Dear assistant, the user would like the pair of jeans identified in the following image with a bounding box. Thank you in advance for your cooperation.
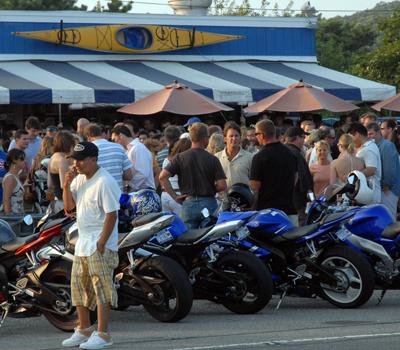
[181,197,217,229]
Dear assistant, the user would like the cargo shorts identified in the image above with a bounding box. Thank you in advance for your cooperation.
[71,249,119,311]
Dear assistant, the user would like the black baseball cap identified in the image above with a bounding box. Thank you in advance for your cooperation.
[284,127,309,138]
[68,142,98,160]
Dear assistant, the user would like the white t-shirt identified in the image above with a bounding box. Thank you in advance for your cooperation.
[127,138,155,191]
[71,167,121,256]
[356,140,382,204]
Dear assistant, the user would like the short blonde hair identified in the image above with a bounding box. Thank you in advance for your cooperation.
[315,139,330,152]
[207,133,225,154]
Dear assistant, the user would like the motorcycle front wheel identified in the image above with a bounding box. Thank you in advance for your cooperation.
[318,245,374,308]
[138,256,193,322]
[215,251,273,314]
[41,260,97,332]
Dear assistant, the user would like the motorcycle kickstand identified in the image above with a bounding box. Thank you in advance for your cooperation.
[377,289,387,305]
[0,303,10,329]
[276,289,287,310]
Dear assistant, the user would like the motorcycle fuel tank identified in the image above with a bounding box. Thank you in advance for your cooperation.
[345,204,393,240]
[246,209,295,238]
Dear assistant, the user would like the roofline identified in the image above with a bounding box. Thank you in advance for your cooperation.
[0,54,318,63]
[0,10,317,28]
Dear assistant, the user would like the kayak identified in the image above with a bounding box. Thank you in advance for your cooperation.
[13,24,244,54]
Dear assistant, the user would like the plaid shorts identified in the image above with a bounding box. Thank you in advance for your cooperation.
[71,249,119,311]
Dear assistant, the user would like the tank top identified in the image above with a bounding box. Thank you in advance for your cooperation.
[2,173,24,214]
[49,172,63,200]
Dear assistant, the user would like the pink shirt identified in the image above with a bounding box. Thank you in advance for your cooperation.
[310,163,331,196]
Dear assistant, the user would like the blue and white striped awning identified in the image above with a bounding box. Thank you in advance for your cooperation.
[0,61,395,104]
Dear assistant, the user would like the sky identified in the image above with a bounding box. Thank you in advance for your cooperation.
[75,0,394,18]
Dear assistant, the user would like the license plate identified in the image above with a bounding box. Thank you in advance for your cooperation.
[336,228,351,241]
[236,227,250,240]
[155,229,173,244]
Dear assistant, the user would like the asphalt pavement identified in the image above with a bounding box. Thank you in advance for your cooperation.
[2,291,400,350]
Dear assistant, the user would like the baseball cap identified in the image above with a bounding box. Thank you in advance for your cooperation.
[68,142,98,160]
[284,127,309,138]
[183,117,201,128]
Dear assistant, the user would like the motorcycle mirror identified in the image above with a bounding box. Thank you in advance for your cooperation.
[23,215,33,226]
[201,208,210,218]
[307,192,316,202]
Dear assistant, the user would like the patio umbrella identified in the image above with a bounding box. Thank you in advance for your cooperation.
[244,80,359,114]
[117,81,233,116]
[371,92,400,112]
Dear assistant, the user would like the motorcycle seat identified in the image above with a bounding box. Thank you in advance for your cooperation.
[132,213,164,227]
[382,222,400,239]
[175,227,213,244]
[272,223,320,243]
[2,234,37,252]
[41,217,70,230]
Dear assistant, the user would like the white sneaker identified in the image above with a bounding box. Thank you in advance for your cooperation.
[80,331,113,349]
[62,328,91,347]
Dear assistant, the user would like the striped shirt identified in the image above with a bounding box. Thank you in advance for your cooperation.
[92,139,132,190]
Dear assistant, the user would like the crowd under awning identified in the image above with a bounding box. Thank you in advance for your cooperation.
[0,60,395,105]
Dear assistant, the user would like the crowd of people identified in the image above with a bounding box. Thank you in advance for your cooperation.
[1,112,400,224]
[2,112,400,349]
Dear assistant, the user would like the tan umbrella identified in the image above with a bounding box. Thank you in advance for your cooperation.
[244,80,359,114]
[372,92,400,112]
[117,81,233,116]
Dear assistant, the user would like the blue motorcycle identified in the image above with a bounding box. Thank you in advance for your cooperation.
[211,182,375,309]
[306,180,400,302]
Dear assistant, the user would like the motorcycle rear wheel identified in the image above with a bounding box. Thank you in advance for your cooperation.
[318,245,374,308]
[139,256,193,322]
[41,260,97,332]
[216,251,273,314]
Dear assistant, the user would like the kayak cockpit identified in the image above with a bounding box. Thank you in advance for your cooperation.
[116,27,153,50]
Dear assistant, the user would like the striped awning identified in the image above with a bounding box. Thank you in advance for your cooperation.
[0,61,395,104]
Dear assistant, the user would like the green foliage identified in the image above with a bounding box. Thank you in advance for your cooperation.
[0,0,87,10]
[316,17,376,72]
[349,8,400,88]
[210,0,295,17]
[103,0,133,12]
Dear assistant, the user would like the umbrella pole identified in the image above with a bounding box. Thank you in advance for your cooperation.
[219,111,227,122]
[58,104,62,125]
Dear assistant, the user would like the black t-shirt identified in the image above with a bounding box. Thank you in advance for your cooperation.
[250,142,297,214]
[166,148,226,197]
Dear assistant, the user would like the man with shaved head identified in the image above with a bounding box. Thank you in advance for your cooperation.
[77,118,90,141]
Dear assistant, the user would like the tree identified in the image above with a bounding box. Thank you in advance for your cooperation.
[350,8,400,88]
[316,17,376,73]
[103,0,133,12]
[0,0,87,10]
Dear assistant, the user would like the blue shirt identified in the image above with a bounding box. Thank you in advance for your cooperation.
[376,138,400,196]
[0,150,6,204]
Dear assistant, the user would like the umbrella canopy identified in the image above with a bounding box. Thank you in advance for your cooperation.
[244,80,359,114]
[372,92,400,112]
[117,81,233,116]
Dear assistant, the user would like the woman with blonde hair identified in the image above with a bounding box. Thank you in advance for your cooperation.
[330,133,364,185]
[32,136,53,172]
[309,140,331,196]
[207,133,225,155]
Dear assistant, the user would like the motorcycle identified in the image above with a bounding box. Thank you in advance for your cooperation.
[64,212,193,323]
[209,184,375,309]
[133,212,274,315]
[305,174,400,302]
[118,191,273,315]
[0,214,88,331]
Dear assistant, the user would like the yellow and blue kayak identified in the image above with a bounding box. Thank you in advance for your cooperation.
[13,24,244,54]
